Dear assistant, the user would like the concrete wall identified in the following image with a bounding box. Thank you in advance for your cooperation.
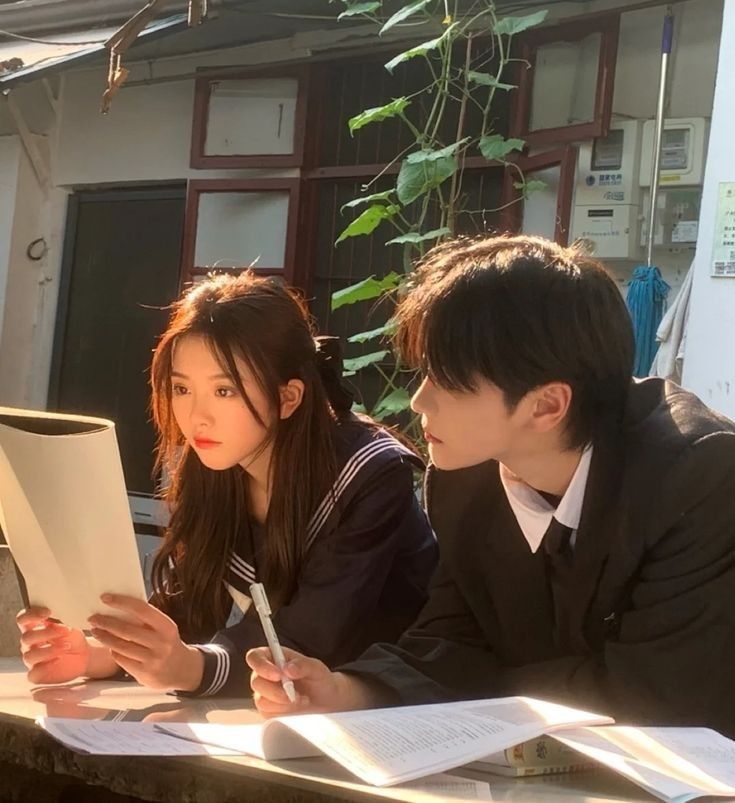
[0,0,725,410]
[681,0,735,417]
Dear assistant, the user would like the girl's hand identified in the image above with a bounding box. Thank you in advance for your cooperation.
[88,594,204,692]
[17,607,90,685]
[246,646,377,717]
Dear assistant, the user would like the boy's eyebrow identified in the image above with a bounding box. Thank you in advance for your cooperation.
[170,371,233,380]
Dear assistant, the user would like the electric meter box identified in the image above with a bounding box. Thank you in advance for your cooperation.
[639,186,702,247]
[574,120,643,207]
[639,117,709,187]
[570,120,644,259]
[571,205,642,259]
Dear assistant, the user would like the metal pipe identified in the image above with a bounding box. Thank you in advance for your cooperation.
[646,8,675,267]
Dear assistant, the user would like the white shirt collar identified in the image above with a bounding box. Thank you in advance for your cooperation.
[498,447,593,554]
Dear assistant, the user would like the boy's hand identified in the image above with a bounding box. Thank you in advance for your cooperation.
[17,606,90,684]
[88,594,203,692]
[246,646,377,717]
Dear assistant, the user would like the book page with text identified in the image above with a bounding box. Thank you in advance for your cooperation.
[555,726,735,802]
[278,697,612,786]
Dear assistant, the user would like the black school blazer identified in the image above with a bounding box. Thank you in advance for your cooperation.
[343,378,735,736]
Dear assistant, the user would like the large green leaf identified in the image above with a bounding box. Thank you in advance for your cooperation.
[347,321,397,343]
[373,387,412,418]
[343,350,389,372]
[479,134,525,161]
[338,1,381,19]
[467,71,516,91]
[407,139,468,163]
[348,97,410,134]
[386,227,451,245]
[514,179,548,198]
[341,190,396,212]
[331,272,401,310]
[494,10,548,36]
[379,0,430,35]
[395,141,467,205]
[397,159,456,205]
[335,203,399,245]
[384,23,457,73]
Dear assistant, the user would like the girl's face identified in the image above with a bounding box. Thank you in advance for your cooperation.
[170,334,274,472]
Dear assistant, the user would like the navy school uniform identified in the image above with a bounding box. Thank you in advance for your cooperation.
[175,416,438,697]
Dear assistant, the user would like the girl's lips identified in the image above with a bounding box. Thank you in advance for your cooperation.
[424,430,443,444]
[194,438,221,449]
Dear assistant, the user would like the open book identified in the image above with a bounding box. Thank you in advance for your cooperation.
[0,406,146,629]
[145,697,612,785]
[38,697,735,800]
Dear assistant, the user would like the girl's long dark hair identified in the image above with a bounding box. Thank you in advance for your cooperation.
[149,272,351,639]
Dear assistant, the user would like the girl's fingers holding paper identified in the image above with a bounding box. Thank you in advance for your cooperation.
[21,641,68,668]
[20,624,68,650]
[99,595,172,631]
[87,615,157,649]
[16,607,52,632]
[90,628,150,662]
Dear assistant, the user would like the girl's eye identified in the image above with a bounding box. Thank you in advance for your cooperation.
[172,384,189,396]
[215,387,236,398]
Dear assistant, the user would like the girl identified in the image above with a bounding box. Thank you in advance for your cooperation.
[17,272,437,696]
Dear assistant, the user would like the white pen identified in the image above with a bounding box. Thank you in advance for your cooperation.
[249,582,297,704]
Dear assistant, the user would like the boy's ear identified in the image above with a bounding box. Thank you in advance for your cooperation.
[279,379,305,420]
[527,382,573,434]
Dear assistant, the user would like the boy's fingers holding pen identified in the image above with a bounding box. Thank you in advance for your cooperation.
[246,647,283,681]
[253,691,311,718]
[250,672,293,704]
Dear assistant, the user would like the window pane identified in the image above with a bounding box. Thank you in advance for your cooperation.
[194,191,289,269]
[204,78,298,156]
[522,166,562,241]
[530,33,601,132]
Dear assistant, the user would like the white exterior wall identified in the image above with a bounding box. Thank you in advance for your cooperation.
[0,0,726,408]
[681,0,735,418]
[0,137,21,351]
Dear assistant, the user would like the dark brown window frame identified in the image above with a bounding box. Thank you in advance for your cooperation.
[180,178,301,287]
[509,13,620,148]
[190,66,310,169]
[500,145,578,246]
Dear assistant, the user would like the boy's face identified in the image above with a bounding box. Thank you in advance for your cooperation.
[412,376,528,470]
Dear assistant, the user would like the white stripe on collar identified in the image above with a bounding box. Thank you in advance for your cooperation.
[305,438,399,549]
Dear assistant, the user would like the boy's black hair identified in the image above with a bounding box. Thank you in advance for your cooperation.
[395,235,635,449]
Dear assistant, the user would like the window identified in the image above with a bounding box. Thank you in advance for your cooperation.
[190,68,309,168]
[501,146,578,245]
[180,179,301,284]
[509,14,620,148]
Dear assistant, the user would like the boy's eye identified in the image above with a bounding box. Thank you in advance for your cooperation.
[172,384,189,396]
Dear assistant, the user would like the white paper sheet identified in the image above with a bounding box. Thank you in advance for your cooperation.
[555,726,735,803]
[37,717,241,756]
[0,407,146,629]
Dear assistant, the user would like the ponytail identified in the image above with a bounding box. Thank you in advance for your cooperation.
[314,336,354,417]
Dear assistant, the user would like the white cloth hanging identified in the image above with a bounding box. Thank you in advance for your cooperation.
[650,263,694,383]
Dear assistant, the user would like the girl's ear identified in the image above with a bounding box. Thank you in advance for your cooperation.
[279,379,305,420]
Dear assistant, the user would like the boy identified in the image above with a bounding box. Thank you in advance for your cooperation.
[248,235,735,735]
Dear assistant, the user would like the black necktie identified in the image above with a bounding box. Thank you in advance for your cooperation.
[543,517,575,651]
[543,517,573,558]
